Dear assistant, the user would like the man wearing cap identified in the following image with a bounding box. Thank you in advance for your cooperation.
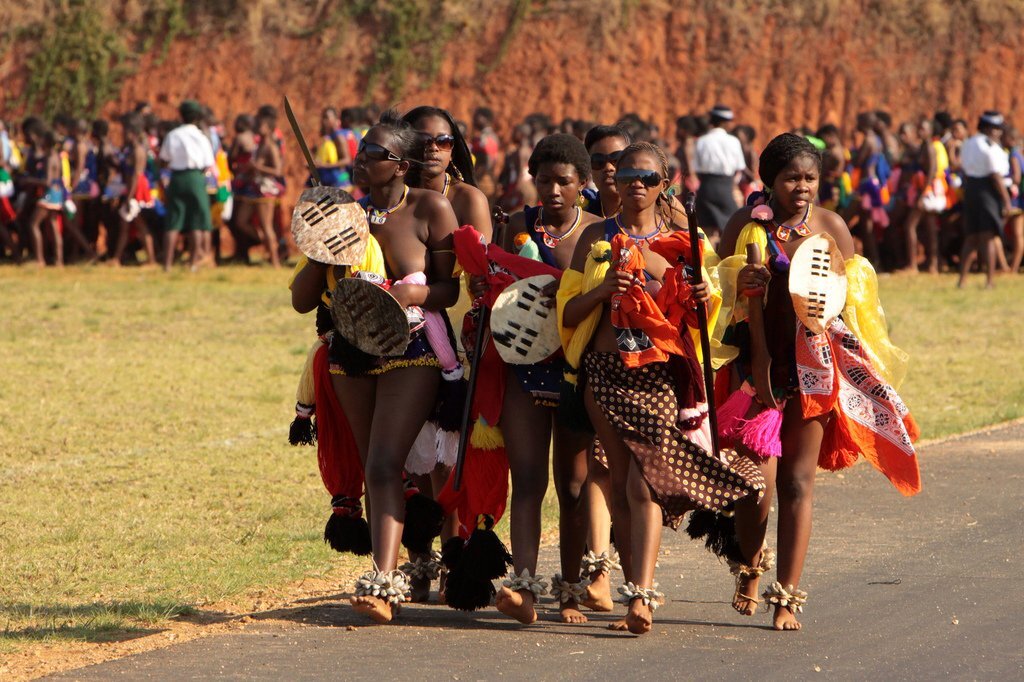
[958,111,1011,289]
[693,104,746,244]
[160,99,216,271]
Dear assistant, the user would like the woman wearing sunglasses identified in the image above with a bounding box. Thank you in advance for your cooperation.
[399,106,492,602]
[712,133,919,631]
[291,111,460,624]
[560,142,763,634]
[582,125,633,219]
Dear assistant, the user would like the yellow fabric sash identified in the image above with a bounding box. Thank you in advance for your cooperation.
[557,240,612,381]
[288,235,387,304]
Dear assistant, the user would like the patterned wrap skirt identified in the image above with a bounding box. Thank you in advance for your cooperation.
[583,351,764,529]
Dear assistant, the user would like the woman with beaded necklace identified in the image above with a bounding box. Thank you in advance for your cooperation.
[561,142,764,634]
[473,134,602,625]
[291,110,460,624]
[715,133,919,631]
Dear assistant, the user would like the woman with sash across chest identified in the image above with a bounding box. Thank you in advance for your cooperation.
[291,111,459,624]
[709,133,921,631]
[560,142,765,634]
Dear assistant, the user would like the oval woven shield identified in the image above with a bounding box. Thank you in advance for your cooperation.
[490,274,561,365]
[789,232,847,335]
[291,186,369,266]
[331,277,410,357]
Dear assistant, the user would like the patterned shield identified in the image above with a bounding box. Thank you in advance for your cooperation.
[291,186,368,266]
[490,274,561,365]
[331,277,410,357]
[789,233,847,335]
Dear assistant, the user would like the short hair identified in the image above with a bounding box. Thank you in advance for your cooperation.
[875,110,892,127]
[584,124,633,152]
[618,141,669,179]
[734,124,757,142]
[816,123,840,139]
[527,133,591,182]
[375,108,424,163]
[759,133,823,189]
[234,114,255,133]
[676,115,698,135]
[22,116,46,138]
[120,112,144,136]
[256,104,278,120]
[91,119,110,138]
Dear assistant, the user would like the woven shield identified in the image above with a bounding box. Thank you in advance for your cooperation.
[291,187,368,266]
[490,274,560,365]
[789,233,847,335]
[330,277,410,357]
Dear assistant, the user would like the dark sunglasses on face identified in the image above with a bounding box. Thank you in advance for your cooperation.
[614,168,663,187]
[590,150,625,169]
[358,141,402,162]
[421,133,456,151]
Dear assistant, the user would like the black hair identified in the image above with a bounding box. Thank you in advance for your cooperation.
[22,116,46,139]
[256,104,278,120]
[584,124,633,152]
[676,115,698,135]
[120,112,144,136]
[527,133,591,183]
[618,141,679,228]
[816,123,840,139]
[255,112,276,130]
[134,101,150,113]
[758,132,822,189]
[52,113,74,131]
[402,105,477,187]
[234,114,255,133]
[875,110,892,127]
[180,106,203,125]
[91,119,109,138]
[375,108,424,164]
[734,124,756,142]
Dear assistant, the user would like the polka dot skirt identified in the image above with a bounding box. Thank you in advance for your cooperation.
[583,351,765,529]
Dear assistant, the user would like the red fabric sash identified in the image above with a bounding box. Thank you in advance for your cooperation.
[436,439,510,539]
[610,233,687,368]
[797,318,921,496]
[313,341,365,502]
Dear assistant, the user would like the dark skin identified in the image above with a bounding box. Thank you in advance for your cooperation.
[958,126,1012,289]
[586,134,630,218]
[477,159,600,625]
[563,150,708,635]
[404,112,492,602]
[231,118,283,269]
[25,138,63,267]
[720,153,854,631]
[111,128,156,266]
[291,126,459,624]
[899,120,940,274]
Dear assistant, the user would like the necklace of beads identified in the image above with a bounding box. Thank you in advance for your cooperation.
[773,202,813,242]
[615,214,665,245]
[534,206,583,248]
[365,186,409,225]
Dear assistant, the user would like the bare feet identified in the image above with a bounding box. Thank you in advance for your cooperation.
[350,595,394,623]
[495,587,538,625]
[581,572,614,612]
[625,599,653,635]
[772,604,802,631]
[606,619,629,631]
[558,600,588,624]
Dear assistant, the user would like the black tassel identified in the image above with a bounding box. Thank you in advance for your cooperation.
[288,416,316,446]
[441,536,499,612]
[461,527,513,581]
[434,376,468,433]
[685,509,744,564]
[332,333,375,376]
[323,513,372,555]
[401,492,445,554]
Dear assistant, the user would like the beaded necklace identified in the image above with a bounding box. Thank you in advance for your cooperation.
[534,206,583,248]
[772,202,813,242]
[441,173,452,198]
[363,186,409,225]
[615,214,665,245]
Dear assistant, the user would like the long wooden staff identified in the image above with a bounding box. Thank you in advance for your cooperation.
[683,195,720,457]
[453,207,509,491]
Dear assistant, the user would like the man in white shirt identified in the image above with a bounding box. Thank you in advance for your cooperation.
[693,104,746,242]
[958,111,1011,289]
[159,100,215,271]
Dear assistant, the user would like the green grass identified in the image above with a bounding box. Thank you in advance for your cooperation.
[0,266,1020,650]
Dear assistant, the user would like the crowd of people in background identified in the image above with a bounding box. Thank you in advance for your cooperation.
[0,100,1020,284]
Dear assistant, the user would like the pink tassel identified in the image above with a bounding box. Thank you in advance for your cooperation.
[398,272,460,375]
[717,387,754,441]
[738,406,784,458]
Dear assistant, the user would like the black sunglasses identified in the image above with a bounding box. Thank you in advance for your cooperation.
[614,168,663,187]
[590,150,625,169]
[421,133,456,151]
[358,141,402,162]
